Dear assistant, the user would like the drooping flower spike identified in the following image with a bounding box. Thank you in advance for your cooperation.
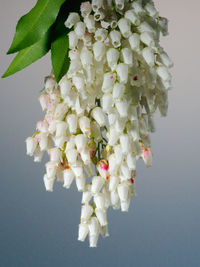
[25,0,173,247]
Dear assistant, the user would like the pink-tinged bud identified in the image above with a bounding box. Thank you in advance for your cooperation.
[100,160,109,171]
[142,148,152,167]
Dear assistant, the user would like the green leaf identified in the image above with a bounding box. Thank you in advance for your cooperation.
[51,34,70,83]
[2,30,51,78]
[7,0,66,54]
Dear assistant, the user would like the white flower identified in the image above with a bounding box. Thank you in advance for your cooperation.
[121,48,133,66]
[84,15,96,33]
[49,148,62,162]
[140,32,155,47]
[66,114,78,134]
[54,103,68,120]
[43,174,55,192]
[55,121,68,137]
[79,116,91,134]
[94,28,108,41]
[76,175,86,192]
[127,152,136,170]
[78,223,89,241]
[94,193,105,209]
[117,183,129,202]
[81,204,93,222]
[91,176,104,194]
[109,30,121,48]
[142,47,155,67]
[109,176,119,192]
[59,77,72,98]
[68,31,78,49]
[131,1,144,14]
[74,21,86,38]
[116,63,129,84]
[45,161,57,179]
[95,208,107,226]
[115,99,129,118]
[93,41,106,62]
[65,13,80,29]
[102,94,113,113]
[157,66,171,81]
[129,33,140,51]
[94,10,105,21]
[90,121,102,142]
[25,137,37,156]
[75,134,87,151]
[106,48,120,70]
[63,168,75,188]
[159,52,173,68]
[91,107,106,127]
[110,190,120,208]
[125,9,140,25]
[120,134,130,154]
[80,47,93,68]
[66,148,78,164]
[115,0,125,10]
[145,2,158,18]
[92,0,103,11]
[118,18,131,38]
[81,1,92,17]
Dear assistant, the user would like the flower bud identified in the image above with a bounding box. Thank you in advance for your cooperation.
[44,76,56,92]
[91,176,104,194]
[142,148,152,167]
[91,107,106,127]
[65,13,80,29]
[118,18,131,38]
[109,30,121,48]
[39,94,50,111]
[43,174,55,192]
[63,168,75,188]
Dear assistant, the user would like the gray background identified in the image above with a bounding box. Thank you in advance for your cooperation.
[0,0,200,266]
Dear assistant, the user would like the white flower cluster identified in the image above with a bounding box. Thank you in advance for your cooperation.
[26,0,173,247]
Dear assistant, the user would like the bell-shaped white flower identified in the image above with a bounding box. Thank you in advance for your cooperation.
[102,72,116,93]
[159,52,173,68]
[115,99,129,118]
[80,47,93,68]
[74,21,86,38]
[54,103,68,120]
[66,114,77,134]
[102,94,113,113]
[129,33,140,51]
[90,121,102,142]
[80,148,91,165]
[110,190,120,208]
[121,198,131,212]
[37,133,49,151]
[82,187,92,204]
[121,48,133,66]
[94,193,105,209]
[71,162,84,178]
[44,76,56,92]
[127,152,136,170]
[118,18,131,38]
[63,168,75,188]
[91,107,106,127]
[95,208,107,227]
[131,1,144,14]
[68,31,78,49]
[34,147,44,162]
[36,120,49,133]
[125,9,140,26]
[158,17,169,36]
[25,137,37,156]
[120,134,130,154]
[142,47,155,67]
[49,148,61,162]
[156,66,171,81]
[145,3,158,19]
[66,148,78,164]
[106,48,120,70]
[45,161,57,179]
[84,15,96,33]
[115,0,125,10]
[94,10,105,21]
[89,233,99,248]
[75,134,87,151]
[91,176,104,194]
[120,163,132,181]
[108,126,119,146]
[76,174,86,192]
[116,63,129,84]
[142,148,152,167]
[78,223,89,242]
[79,116,91,134]
[95,28,108,42]
[55,121,68,137]
[128,105,138,121]
[140,31,155,47]
[93,41,105,62]
[43,174,55,192]
[81,1,92,17]
[59,77,72,98]
[108,154,119,175]
[109,175,119,192]
[109,30,121,48]
[38,94,49,111]
[81,204,93,223]
[117,183,129,202]
[92,0,103,11]
[65,12,80,29]
[112,83,125,99]
[139,22,154,34]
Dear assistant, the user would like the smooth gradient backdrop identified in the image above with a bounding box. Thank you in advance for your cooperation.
[0,1,200,266]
